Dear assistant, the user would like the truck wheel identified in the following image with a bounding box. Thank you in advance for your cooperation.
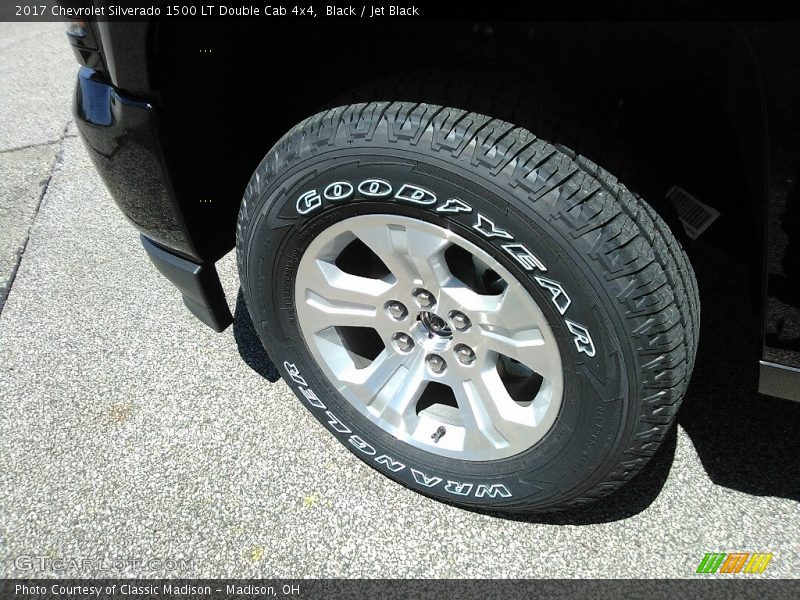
[236,102,699,512]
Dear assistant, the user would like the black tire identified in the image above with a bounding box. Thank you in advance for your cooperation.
[236,102,699,512]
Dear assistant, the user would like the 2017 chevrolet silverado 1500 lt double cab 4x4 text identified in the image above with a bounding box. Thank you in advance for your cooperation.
[65,13,799,512]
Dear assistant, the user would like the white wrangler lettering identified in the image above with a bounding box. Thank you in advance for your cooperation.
[283,361,308,386]
[374,455,406,472]
[411,468,442,488]
[323,181,354,202]
[502,243,547,272]
[436,198,472,213]
[299,386,325,409]
[394,183,437,205]
[358,178,393,198]
[325,411,351,434]
[565,319,596,357]
[473,213,513,239]
[348,435,376,455]
[444,481,473,496]
[296,190,322,215]
[475,483,512,498]
[534,276,572,315]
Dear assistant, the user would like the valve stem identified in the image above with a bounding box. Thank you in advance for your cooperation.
[431,426,446,443]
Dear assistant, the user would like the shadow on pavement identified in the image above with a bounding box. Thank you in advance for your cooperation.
[233,290,280,383]
[677,243,800,502]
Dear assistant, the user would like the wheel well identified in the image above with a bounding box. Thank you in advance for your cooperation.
[152,21,765,287]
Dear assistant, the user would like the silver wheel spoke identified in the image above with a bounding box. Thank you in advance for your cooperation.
[300,259,392,331]
[304,292,379,330]
[479,328,559,383]
[361,350,426,430]
[295,215,564,461]
[488,282,550,332]
[454,370,527,452]
[350,221,452,289]
[461,283,559,382]
[437,281,498,316]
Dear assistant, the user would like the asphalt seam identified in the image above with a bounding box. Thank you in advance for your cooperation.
[0,139,61,154]
[0,121,71,316]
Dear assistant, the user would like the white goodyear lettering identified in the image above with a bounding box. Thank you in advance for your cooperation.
[437,198,472,213]
[394,183,436,205]
[502,243,547,272]
[473,213,513,239]
[323,181,354,202]
[296,190,321,215]
[565,319,596,357]
[358,178,393,198]
[534,275,572,315]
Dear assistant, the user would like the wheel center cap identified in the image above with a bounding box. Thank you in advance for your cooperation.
[419,311,452,338]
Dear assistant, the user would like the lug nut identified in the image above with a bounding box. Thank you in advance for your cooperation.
[386,301,408,321]
[426,354,447,374]
[413,288,436,308]
[393,333,414,353]
[455,344,476,365]
[450,311,471,331]
[428,315,446,332]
